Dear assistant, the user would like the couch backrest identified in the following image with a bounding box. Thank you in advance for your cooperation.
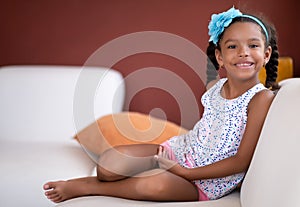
[0,65,125,142]
[241,78,300,207]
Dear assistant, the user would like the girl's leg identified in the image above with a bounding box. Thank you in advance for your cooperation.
[97,144,160,181]
[44,169,199,203]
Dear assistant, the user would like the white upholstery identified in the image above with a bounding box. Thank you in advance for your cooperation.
[0,65,299,207]
[0,65,125,142]
[0,65,125,207]
[57,192,241,207]
[241,78,300,207]
[0,141,95,207]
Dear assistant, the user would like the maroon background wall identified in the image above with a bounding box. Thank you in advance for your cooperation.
[1,0,298,129]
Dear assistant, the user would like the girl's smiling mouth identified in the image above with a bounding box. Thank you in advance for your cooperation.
[235,62,254,69]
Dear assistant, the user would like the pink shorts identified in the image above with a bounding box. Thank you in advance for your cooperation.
[160,142,209,201]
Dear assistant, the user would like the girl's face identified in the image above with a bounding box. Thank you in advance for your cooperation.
[215,22,271,82]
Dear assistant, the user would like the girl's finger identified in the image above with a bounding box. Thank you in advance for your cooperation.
[158,146,163,156]
[162,148,169,159]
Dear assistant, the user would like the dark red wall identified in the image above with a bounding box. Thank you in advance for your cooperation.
[1,0,298,128]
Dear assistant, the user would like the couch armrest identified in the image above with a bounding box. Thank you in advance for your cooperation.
[0,65,125,142]
[241,78,300,207]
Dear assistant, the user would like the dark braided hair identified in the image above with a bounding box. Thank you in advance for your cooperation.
[265,24,279,89]
[206,15,279,90]
[206,41,219,84]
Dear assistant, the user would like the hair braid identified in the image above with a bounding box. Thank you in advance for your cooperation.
[265,24,279,90]
[206,41,219,85]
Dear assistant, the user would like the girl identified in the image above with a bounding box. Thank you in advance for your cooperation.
[44,7,279,202]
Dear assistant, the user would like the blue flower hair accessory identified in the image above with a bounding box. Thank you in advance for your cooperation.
[208,7,242,44]
[208,7,269,45]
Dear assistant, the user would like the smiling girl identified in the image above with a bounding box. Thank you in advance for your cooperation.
[44,7,279,202]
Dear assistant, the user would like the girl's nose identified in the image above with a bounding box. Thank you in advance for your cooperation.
[238,46,249,57]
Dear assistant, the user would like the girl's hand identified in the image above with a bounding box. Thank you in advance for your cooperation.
[154,146,176,170]
[154,146,187,178]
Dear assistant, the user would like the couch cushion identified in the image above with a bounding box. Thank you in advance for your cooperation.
[56,191,241,207]
[0,140,96,207]
[241,78,300,207]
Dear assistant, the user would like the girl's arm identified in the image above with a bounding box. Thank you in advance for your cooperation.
[156,89,275,181]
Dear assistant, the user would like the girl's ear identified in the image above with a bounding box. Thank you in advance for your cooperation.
[215,49,224,68]
[264,46,272,64]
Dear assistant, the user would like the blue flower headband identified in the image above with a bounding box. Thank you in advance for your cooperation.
[208,7,269,45]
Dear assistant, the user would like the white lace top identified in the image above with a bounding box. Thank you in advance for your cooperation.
[166,78,266,199]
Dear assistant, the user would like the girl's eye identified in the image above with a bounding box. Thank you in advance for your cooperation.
[249,44,259,48]
[227,45,236,49]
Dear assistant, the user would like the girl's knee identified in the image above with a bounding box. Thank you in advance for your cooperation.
[135,172,171,199]
[136,181,165,199]
[97,147,120,171]
[96,148,123,181]
[96,165,123,181]
[97,149,127,181]
[98,145,131,166]
[134,170,198,201]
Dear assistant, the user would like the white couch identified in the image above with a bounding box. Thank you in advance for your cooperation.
[0,65,299,207]
[0,65,125,207]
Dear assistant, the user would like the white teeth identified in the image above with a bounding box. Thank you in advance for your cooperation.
[237,63,251,67]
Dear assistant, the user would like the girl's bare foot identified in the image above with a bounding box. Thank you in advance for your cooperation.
[43,177,99,203]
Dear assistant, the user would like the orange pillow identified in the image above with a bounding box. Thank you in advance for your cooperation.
[74,112,188,155]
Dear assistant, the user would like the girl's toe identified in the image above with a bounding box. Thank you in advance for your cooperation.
[52,195,63,203]
[43,182,55,190]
